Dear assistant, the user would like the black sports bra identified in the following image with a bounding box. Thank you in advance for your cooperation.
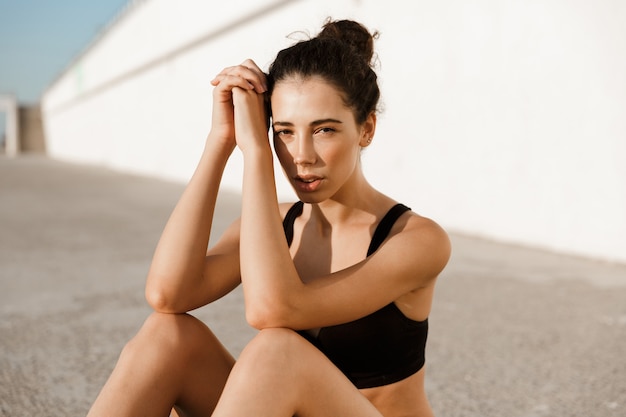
[282,201,428,389]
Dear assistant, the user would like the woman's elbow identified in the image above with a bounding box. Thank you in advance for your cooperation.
[245,301,292,330]
[145,285,184,314]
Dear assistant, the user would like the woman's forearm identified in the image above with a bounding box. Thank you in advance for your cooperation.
[145,134,234,310]
[239,146,302,327]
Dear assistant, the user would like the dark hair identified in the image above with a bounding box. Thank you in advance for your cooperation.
[268,19,380,124]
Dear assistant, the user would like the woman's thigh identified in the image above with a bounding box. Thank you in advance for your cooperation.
[213,328,383,417]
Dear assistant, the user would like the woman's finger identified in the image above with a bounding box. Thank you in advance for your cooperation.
[240,59,268,91]
[211,65,240,82]
[212,73,255,91]
[211,63,267,93]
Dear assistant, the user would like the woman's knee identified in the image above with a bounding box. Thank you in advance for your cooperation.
[249,327,304,348]
[121,312,219,366]
[238,328,312,368]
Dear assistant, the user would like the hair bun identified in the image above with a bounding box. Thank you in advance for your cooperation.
[318,19,377,66]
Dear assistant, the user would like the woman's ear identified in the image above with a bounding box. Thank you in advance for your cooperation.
[359,112,377,147]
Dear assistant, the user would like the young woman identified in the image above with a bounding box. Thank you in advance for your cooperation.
[87,19,450,417]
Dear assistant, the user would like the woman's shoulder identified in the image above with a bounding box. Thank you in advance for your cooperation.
[403,209,450,247]
[404,208,446,232]
[391,207,451,274]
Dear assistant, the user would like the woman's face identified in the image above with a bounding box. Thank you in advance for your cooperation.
[271,76,374,204]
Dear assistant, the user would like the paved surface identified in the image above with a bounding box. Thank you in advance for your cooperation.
[1,155,625,417]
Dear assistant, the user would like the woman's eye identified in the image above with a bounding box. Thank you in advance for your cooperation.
[274,130,292,137]
[315,127,335,135]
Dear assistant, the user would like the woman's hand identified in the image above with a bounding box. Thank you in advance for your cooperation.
[209,59,268,149]
[232,86,270,154]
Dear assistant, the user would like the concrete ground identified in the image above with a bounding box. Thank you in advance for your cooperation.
[1,155,624,417]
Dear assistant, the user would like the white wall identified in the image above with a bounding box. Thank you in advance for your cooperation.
[42,0,626,264]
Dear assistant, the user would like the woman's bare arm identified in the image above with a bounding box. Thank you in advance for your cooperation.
[144,62,268,313]
[144,136,239,313]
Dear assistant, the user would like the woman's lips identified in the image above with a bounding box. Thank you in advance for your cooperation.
[294,175,323,192]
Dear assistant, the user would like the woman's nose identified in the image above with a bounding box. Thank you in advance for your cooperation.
[293,137,316,165]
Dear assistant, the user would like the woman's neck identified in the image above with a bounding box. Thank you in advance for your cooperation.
[308,184,392,231]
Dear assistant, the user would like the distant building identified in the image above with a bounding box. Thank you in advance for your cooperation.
[0,94,46,155]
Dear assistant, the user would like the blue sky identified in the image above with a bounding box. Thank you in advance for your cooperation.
[0,0,129,105]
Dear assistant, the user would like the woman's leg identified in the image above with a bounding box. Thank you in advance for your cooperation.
[87,312,235,417]
[212,328,383,417]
